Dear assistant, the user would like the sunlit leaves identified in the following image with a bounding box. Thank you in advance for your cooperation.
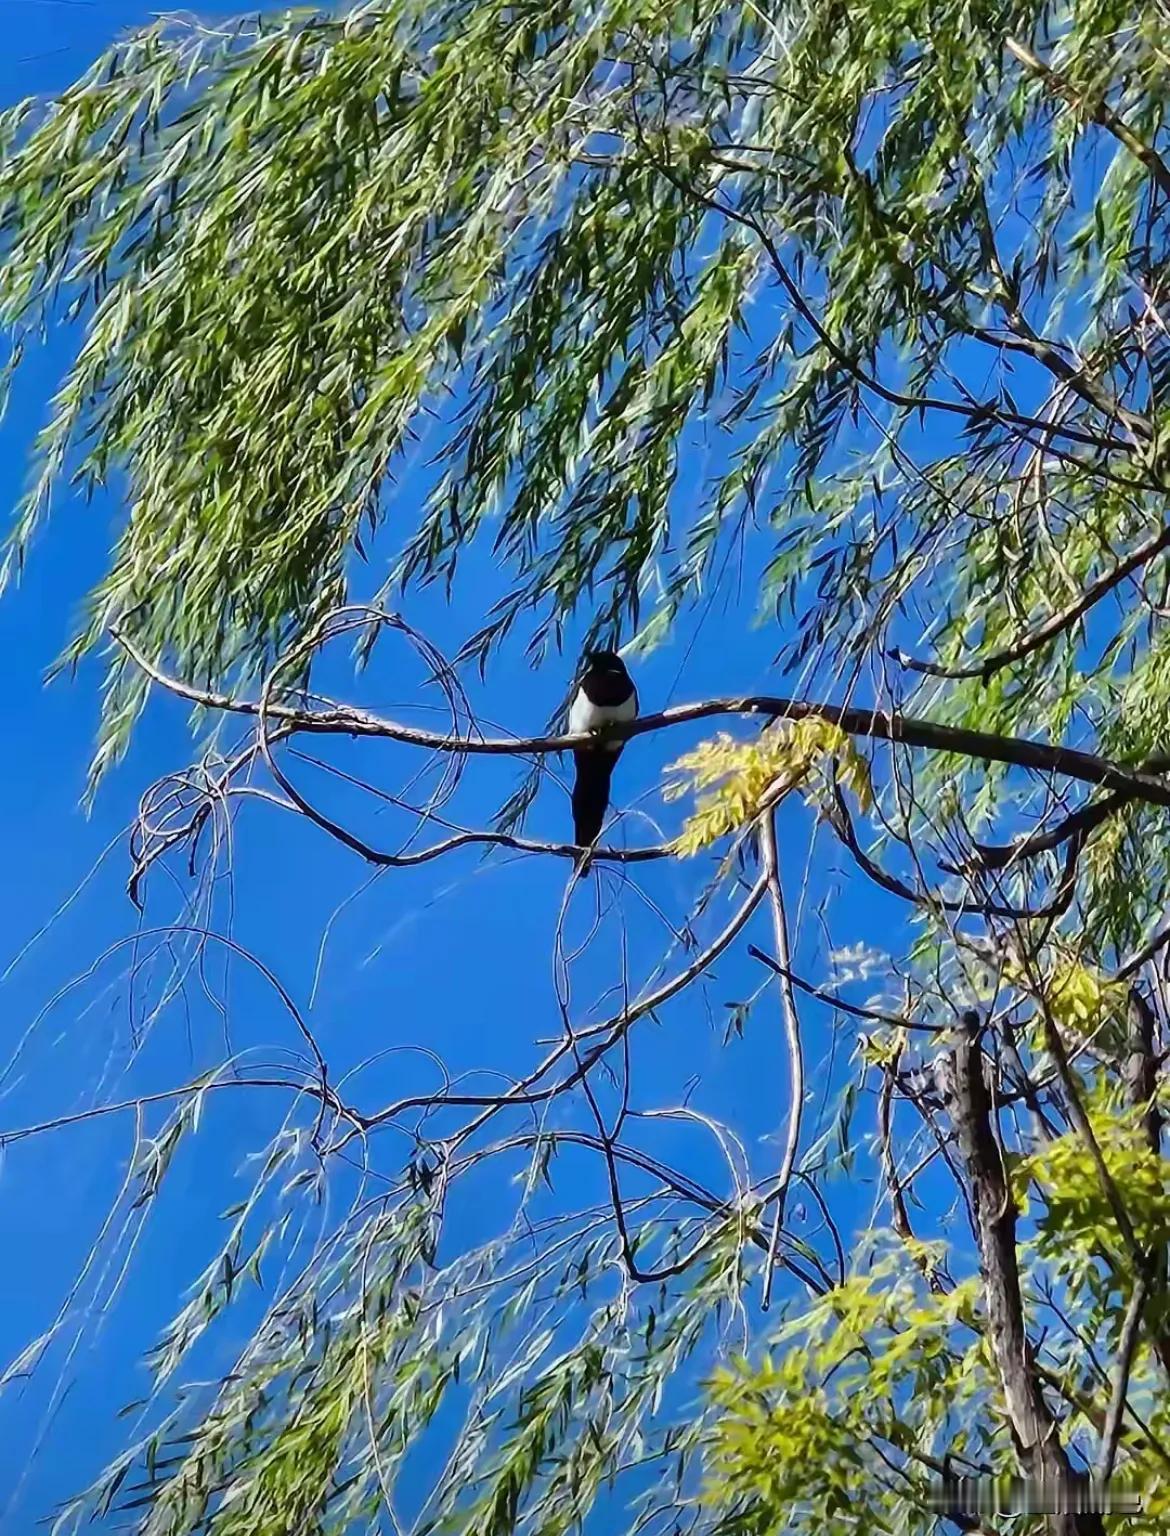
[665,718,873,854]
[1045,961,1127,1036]
[703,1250,985,1536]
[12,1,1170,1534]
[0,0,771,771]
[54,1189,751,1536]
[3,0,1168,799]
[1017,1109,1170,1253]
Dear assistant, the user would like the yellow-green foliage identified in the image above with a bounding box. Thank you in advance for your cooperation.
[152,1301,405,1536]
[707,1367,862,1521]
[703,1252,984,1533]
[1005,954,1126,1039]
[664,718,873,856]
[1045,961,1127,1035]
[1015,1108,1170,1250]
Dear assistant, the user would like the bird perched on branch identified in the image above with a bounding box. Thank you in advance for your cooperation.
[568,649,637,869]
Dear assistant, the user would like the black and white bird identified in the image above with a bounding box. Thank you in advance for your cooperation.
[568,650,638,866]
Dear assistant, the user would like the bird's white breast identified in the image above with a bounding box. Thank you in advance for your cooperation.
[569,689,637,749]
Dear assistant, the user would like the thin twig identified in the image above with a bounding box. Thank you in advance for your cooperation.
[1097,1275,1150,1483]
[759,811,804,1311]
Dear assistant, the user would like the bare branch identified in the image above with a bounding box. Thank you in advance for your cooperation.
[944,794,1123,873]
[759,811,804,1311]
[113,627,1170,811]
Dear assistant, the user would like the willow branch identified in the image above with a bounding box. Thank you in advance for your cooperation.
[1006,36,1170,200]
[1123,989,1170,1376]
[944,794,1123,873]
[113,628,1170,811]
[747,944,935,1031]
[346,872,770,1142]
[642,140,1128,454]
[891,520,1170,681]
[451,1131,827,1295]
[878,1042,924,1261]
[828,783,1080,919]
[1035,998,1145,1267]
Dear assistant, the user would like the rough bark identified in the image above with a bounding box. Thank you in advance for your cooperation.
[949,1012,1104,1536]
[1124,989,1161,1158]
[1124,989,1169,1376]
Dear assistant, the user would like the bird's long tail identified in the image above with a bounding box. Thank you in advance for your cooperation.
[572,750,616,876]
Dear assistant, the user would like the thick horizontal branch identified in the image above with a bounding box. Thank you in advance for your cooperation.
[115,629,1170,811]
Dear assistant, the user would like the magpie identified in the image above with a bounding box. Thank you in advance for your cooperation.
[568,650,637,868]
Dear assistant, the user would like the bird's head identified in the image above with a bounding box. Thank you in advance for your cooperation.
[584,648,628,677]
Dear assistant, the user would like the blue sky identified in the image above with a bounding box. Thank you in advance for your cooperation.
[0,6,932,1529]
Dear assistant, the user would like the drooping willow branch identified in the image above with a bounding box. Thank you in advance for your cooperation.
[1005,35,1170,202]
[342,870,770,1149]
[889,518,1170,682]
[758,811,804,1311]
[633,123,1133,458]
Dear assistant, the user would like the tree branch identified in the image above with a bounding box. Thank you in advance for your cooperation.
[1006,36,1170,200]
[891,520,1170,681]
[640,141,1129,454]
[828,783,1080,919]
[747,944,935,1031]
[1097,1274,1149,1484]
[113,628,1170,811]
[947,1011,1103,1535]
[1123,989,1170,1376]
[944,794,1124,874]
[346,873,771,1143]
[759,811,804,1311]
